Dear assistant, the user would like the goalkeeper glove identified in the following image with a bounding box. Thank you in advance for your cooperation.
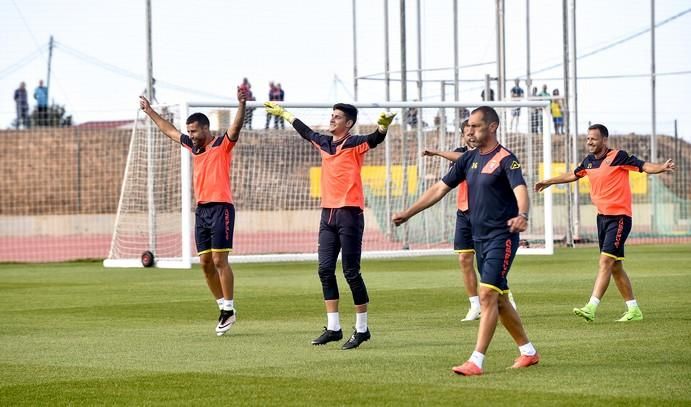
[377,111,396,132]
[264,102,295,123]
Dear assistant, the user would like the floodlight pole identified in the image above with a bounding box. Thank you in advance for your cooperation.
[562,0,574,247]
[46,35,54,105]
[495,0,506,102]
[384,0,392,237]
[352,0,359,101]
[570,0,581,240]
[525,0,531,91]
[650,0,658,232]
[400,0,409,249]
[145,0,157,254]
[453,0,460,143]
[496,0,506,142]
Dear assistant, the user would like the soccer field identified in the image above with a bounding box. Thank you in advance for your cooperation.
[1,245,690,406]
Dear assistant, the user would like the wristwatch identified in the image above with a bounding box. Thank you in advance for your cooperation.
[519,212,529,220]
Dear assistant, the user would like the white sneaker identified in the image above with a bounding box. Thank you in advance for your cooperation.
[216,309,236,336]
[461,307,481,321]
[508,292,517,310]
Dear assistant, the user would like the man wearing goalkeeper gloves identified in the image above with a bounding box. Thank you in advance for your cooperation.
[139,87,246,336]
[265,101,395,350]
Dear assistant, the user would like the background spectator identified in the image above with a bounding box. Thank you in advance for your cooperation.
[14,81,29,129]
[239,78,256,129]
[551,88,564,135]
[510,78,524,132]
[530,86,542,134]
[34,80,48,126]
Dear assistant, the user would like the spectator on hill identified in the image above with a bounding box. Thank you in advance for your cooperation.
[141,78,158,104]
[265,82,285,130]
[240,78,256,129]
[538,84,550,98]
[14,82,29,129]
[551,89,564,135]
[34,80,48,126]
[510,79,524,132]
[530,87,542,134]
[481,87,495,102]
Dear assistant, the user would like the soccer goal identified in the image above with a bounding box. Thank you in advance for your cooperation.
[103,101,553,268]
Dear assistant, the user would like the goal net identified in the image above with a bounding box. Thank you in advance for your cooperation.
[103,101,552,268]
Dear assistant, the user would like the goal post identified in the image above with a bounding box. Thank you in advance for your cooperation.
[104,100,552,268]
[103,103,193,268]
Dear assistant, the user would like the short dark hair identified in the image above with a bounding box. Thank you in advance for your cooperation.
[588,123,609,137]
[186,112,210,127]
[471,106,500,126]
[333,103,358,127]
[460,119,469,133]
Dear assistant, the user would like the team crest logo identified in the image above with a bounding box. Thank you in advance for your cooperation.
[471,162,478,169]
[487,160,498,171]
[510,161,521,169]
[605,160,611,165]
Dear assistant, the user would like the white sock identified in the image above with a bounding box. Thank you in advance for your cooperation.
[216,298,224,310]
[518,342,537,356]
[626,299,638,309]
[588,296,601,307]
[469,296,480,309]
[327,312,340,331]
[469,351,485,369]
[222,299,234,311]
[355,312,368,333]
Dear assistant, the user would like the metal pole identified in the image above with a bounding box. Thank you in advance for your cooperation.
[384,0,392,237]
[384,0,391,103]
[146,0,153,106]
[650,0,657,232]
[416,0,429,244]
[76,127,81,213]
[146,0,156,253]
[416,0,424,160]
[570,0,580,240]
[496,0,507,142]
[526,0,531,91]
[484,74,491,102]
[352,0,359,101]
[46,35,54,105]
[453,0,460,143]
[400,0,409,249]
[562,0,573,247]
[440,80,448,240]
[496,0,506,101]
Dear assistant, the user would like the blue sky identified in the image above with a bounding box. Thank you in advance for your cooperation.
[1,0,690,140]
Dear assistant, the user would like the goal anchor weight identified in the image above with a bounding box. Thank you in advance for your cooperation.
[141,250,155,267]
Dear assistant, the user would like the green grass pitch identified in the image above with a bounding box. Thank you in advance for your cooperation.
[1,244,690,406]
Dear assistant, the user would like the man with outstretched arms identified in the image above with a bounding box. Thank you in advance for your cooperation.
[394,106,539,376]
[265,101,395,349]
[536,123,675,322]
[139,87,246,336]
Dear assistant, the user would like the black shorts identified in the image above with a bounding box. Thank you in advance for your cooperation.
[597,214,632,261]
[195,202,235,255]
[475,234,519,294]
[318,207,365,272]
[454,210,474,253]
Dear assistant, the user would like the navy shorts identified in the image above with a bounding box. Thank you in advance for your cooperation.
[195,202,235,255]
[597,214,632,261]
[454,210,474,253]
[475,234,519,294]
